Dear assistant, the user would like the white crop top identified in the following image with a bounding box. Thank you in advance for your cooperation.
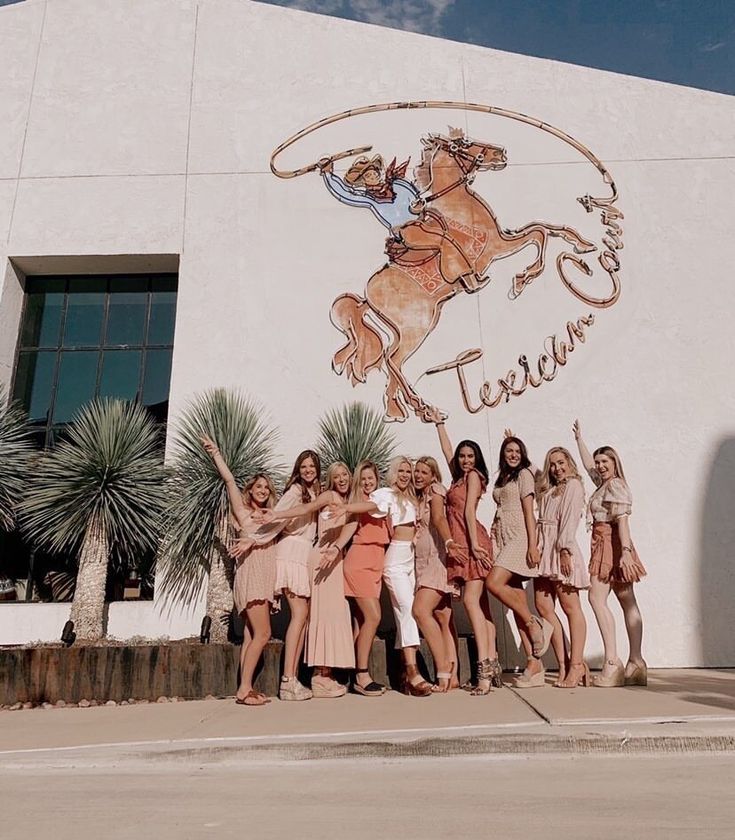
[370,487,417,526]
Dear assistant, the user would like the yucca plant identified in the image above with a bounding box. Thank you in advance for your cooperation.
[20,399,167,641]
[0,384,34,534]
[315,401,396,474]
[158,389,280,643]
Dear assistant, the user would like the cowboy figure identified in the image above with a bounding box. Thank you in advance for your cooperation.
[319,154,487,292]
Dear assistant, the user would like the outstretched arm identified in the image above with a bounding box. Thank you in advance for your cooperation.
[572,419,597,480]
[201,436,249,531]
[260,490,333,523]
[464,471,491,567]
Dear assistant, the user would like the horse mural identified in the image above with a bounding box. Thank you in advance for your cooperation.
[326,129,595,421]
[270,102,621,422]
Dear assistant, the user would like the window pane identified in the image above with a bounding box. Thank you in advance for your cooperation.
[142,349,172,415]
[21,283,65,349]
[106,277,147,346]
[62,279,106,347]
[99,350,142,400]
[148,291,177,345]
[12,350,56,424]
[53,350,99,423]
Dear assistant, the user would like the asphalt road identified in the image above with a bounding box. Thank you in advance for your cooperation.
[2,752,734,840]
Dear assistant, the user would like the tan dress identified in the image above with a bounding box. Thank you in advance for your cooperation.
[445,469,494,584]
[492,467,539,579]
[588,475,646,584]
[537,478,589,590]
[232,510,278,612]
[251,484,316,600]
[306,498,355,668]
[415,483,457,596]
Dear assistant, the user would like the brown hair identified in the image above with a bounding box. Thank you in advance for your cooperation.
[284,449,322,503]
[593,445,626,480]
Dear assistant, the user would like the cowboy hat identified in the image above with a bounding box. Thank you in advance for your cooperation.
[345,154,384,184]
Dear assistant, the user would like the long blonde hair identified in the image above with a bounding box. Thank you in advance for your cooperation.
[536,447,582,497]
[350,460,381,503]
[386,455,417,519]
[324,461,352,500]
[414,455,442,495]
[593,445,626,481]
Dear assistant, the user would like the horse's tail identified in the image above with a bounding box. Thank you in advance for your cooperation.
[330,292,385,385]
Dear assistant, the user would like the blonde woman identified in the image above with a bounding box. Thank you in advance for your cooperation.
[573,421,647,687]
[536,447,590,688]
[324,461,390,696]
[412,456,461,692]
[258,461,355,698]
[340,456,432,696]
[201,436,277,706]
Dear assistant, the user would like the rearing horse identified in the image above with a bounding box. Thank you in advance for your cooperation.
[330,130,596,421]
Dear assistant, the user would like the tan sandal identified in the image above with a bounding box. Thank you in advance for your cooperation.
[235,690,270,706]
[554,662,590,689]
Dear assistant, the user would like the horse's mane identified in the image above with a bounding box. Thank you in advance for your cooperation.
[413,127,465,191]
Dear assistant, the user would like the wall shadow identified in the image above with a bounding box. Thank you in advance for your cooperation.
[698,436,735,667]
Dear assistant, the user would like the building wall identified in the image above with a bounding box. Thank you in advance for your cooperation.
[0,0,733,666]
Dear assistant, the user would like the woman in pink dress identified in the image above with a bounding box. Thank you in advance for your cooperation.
[325,460,389,696]
[249,450,321,701]
[432,415,500,695]
[573,421,647,687]
[201,437,277,707]
[412,456,461,692]
[258,461,355,698]
[536,447,590,688]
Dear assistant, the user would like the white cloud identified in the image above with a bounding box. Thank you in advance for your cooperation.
[347,0,456,33]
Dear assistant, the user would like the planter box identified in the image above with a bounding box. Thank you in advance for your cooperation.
[0,637,474,705]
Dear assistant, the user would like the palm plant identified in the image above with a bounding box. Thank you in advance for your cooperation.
[158,388,280,644]
[315,401,396,475]
[0,384,33,534]
[20,399,167,641]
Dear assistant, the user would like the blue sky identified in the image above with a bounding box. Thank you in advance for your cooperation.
[255,0,735,95]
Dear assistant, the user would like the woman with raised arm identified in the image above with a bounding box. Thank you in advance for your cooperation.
[201,436,277,706]
[432,414,501,695]
[412,456,461,692]
[257,461,355,698]
[536,447,590,688]
[325,461,390,696]
[339,456,433,696]
[486,436,553,688]
[573,421,647,687]
[245,449,321,701]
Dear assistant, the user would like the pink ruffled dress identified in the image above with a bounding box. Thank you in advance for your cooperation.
[415,482,457,596]
[537,478,589,590]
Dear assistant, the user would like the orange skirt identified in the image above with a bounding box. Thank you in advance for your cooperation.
[589,522,646,584]
[343,543,385,599]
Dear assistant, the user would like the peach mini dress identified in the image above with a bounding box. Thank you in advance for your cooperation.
[415,482,457,596]
[445,469,494,585]
[588,476,646,584]
[492,468,539,579]
[343,511,390,599]
[306,498,355,669]
[251,484,316,600]
[232,510,278,612]
[537,478,589,590]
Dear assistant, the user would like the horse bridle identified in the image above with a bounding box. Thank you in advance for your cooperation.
[415,137,495,209]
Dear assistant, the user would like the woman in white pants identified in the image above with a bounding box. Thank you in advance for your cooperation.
[341,456,433,696]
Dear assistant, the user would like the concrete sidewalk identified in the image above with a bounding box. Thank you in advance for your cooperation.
[1,668,734,766]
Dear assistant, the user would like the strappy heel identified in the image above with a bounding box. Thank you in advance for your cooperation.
[488,657,504,688]
[554,662,590,689]
[402,668,433,697]
[469,659,493,696]
[432,671,453,693]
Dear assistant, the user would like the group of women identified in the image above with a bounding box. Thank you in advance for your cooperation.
[201,416,647,707]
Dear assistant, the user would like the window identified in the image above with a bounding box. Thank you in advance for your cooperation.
[12,274,177,448]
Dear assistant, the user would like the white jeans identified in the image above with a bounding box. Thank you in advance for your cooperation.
[383,540,420,649]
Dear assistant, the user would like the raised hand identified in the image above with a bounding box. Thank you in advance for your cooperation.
[572,419,582,440]
[503,428,514,439]
[201,435,219,456]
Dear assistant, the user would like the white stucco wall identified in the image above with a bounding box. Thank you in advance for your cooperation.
[0,0,733,666]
